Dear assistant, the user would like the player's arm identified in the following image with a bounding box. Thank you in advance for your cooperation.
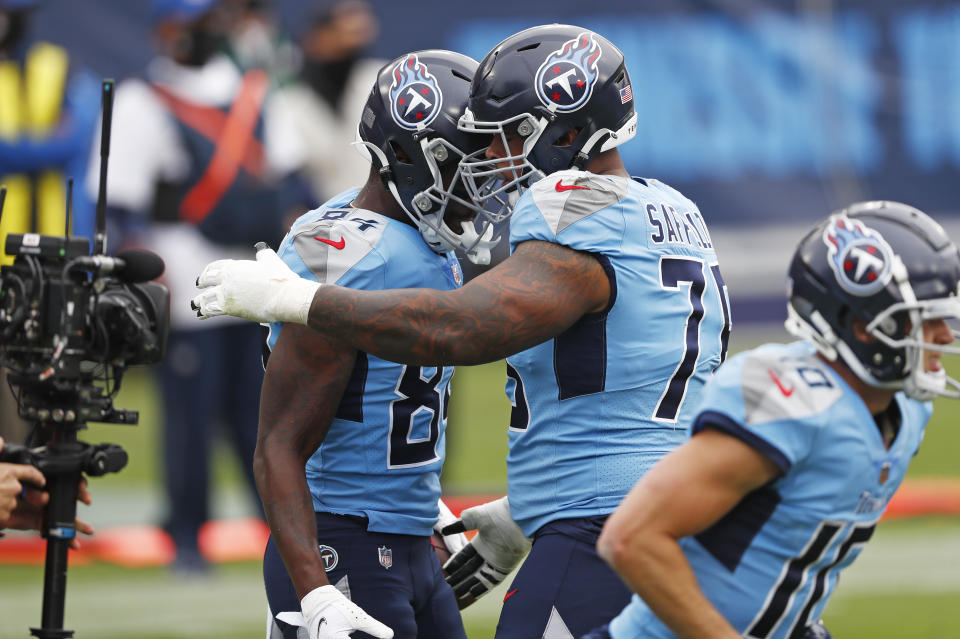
[596,428,781,639]
[255,323,356,598]
[194,240,611,365]
[306,239,610,365]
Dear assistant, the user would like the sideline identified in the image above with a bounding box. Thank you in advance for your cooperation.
[1,482,959,567]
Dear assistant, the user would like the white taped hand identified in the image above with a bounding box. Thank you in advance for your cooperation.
[434,497,468,556]
[440,496,531,608]
[275,585,394,639]
[191,245,319,324]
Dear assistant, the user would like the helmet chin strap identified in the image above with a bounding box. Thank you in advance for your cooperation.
[356,139,446,251]
[785,305,839,362]
[599,111,638,152]
[456,222,496,265]
[788,303,960,401]
[420,213,497,265]
[787,304,910,394]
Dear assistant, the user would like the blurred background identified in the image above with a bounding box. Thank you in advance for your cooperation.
[2,0,959,637]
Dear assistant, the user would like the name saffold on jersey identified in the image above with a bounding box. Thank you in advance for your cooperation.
[646,202,713,249]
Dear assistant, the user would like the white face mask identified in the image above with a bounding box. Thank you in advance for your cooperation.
[354,135,507,265]
[868,298,960,400]
[786,294,960,401]
[456,110,545,226]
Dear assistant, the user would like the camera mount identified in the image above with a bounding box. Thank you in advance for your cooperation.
[0,78,169,638]
[2,426,127,639]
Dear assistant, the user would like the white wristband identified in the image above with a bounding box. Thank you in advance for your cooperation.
[281,278,321,325]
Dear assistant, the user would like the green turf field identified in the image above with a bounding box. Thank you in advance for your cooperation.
[2,353,959,638]
[2,518,958,638]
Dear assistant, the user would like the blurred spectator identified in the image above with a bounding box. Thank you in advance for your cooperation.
[0,0,100,444]
[283,0,382,200]
[219,0,297,80]
[85,0,310,574]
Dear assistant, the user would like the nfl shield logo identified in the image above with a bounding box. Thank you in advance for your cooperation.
[378,545,393,570]
[451,260,463,287]
[878,461,891,485]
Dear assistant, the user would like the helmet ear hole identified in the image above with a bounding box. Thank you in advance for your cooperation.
[846,312,870,341]
[555,127,581,147]
[390,140,413,164]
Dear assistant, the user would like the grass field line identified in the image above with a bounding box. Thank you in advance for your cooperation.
[0,572,268,638]
[832,526,960,594]
[3,524,956,639]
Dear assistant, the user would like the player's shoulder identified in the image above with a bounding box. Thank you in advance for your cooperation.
[514,169,630,236]
[635,176,699,209]
[713,341,845,427]
[529,169,631,195]
[288,198,390,248]
[526,169,631,208]
[281,193,395,281]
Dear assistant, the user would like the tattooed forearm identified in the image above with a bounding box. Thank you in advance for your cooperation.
[306,240,612,365]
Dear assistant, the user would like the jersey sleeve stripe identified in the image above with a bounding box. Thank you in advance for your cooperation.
[693,409,792,475]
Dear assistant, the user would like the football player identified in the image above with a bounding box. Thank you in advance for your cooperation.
[255,50,497,639]
[193,25,731,638]
[595,202,960,639]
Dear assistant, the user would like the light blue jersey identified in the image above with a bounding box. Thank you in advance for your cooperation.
[610,341,931,639]
[505,170,731,535]
[266,190,464,536]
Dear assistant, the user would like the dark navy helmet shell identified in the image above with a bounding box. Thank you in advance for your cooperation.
[357,50,501,264]
[457,24,637,217]
[786,201,960,400]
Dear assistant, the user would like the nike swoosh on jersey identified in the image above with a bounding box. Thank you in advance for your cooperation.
[767,369,794,397]
[315,236,346,250]
[555,179,590,192]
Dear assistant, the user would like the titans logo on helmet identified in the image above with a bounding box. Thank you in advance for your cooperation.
[534,32,603,112]
[822,214,894,296]
[389,54,443,130]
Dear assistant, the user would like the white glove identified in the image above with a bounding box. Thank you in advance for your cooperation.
[440,496,531,609]
[433,497,468,556]
[191,243,320,324]
[275,585,394,639]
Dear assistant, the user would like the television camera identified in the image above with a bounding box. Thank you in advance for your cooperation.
[0,79,170,639]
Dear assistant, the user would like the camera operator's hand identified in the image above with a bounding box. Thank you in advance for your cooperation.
[192,244,320,324]
[0,436,46,529]
[0,438,95,547]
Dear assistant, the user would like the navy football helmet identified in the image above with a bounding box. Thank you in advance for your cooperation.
[786,201,960,400]
[458,24,638,216]
[356,50,501,264]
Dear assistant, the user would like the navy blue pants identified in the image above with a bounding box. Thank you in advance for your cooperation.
[581,625,613,639]
[496,516,631,639]
[264,512,466,639]
[159,324,266,562]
